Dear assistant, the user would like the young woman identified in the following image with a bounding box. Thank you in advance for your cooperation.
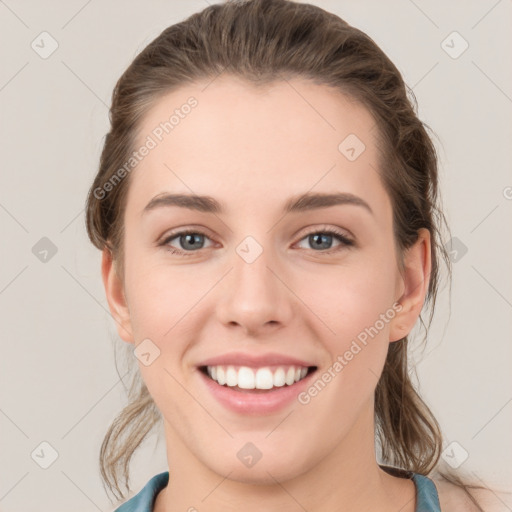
[86,0,494,510]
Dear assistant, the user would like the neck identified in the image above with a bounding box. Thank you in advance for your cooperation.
[154,406,415,512]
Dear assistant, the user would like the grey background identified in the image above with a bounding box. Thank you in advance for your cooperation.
[1,0,511,510]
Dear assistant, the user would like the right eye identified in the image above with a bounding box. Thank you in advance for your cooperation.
[160,229,215,256]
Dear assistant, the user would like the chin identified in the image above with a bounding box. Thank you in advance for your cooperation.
[202,450,311,485]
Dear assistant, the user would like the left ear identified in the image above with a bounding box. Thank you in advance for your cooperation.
[389,228,431,342]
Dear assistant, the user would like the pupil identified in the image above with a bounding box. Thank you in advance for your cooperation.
[182,233,203,250]
[311,233,331,249]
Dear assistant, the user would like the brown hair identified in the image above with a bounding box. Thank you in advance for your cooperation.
[85,0,485,506]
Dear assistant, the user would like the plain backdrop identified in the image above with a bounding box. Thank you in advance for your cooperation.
[1,1,511,510]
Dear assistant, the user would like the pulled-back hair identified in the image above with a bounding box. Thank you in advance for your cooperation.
[85,0,484,507]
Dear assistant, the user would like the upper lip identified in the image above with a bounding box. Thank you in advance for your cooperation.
[197,352,316,368]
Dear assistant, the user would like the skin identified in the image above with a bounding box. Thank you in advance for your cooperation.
[102,76,433,512]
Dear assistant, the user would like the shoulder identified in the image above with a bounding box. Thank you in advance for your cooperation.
[433,479,480,511]
[433,477,510,512]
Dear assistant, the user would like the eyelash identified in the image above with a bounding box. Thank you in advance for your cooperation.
[159,226,354,257]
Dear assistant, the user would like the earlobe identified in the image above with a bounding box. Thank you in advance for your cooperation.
[101,248,135,344]
[389,229,431,343]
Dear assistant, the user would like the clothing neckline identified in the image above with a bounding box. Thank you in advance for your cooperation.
[116,467,441,512]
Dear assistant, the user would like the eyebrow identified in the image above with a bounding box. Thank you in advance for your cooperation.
[142,191,373,216]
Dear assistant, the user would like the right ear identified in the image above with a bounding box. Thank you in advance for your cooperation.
[101,248,135,344]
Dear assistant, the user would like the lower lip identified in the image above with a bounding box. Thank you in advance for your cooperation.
[198,369,316,415]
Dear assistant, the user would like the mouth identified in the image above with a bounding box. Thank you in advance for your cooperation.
[198,364,318,393]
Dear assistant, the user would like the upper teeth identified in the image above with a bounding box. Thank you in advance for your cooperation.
[206,365,309,389]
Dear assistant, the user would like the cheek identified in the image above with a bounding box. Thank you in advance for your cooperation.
[124,257,201,339]
[296,269,396,427]
[126,266,201,415]
[294,259,398,341]
[295,257,398,400]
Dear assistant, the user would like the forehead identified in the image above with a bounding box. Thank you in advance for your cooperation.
[126,75,387,218]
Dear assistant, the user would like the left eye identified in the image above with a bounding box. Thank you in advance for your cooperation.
[295,229,354,253]
[160,228,353,256]
[162,230,214,254]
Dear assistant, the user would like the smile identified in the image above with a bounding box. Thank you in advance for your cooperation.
[200,364,315,391]
[198,363,318,414]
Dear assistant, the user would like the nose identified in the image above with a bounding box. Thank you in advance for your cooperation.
[214,239,294,337]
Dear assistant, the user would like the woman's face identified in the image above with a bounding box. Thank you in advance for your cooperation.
[103,76,429,483]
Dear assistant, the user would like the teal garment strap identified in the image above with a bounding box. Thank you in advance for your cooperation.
[412,473,441,512]
[113,472,169,512]
[379,465,441,511]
